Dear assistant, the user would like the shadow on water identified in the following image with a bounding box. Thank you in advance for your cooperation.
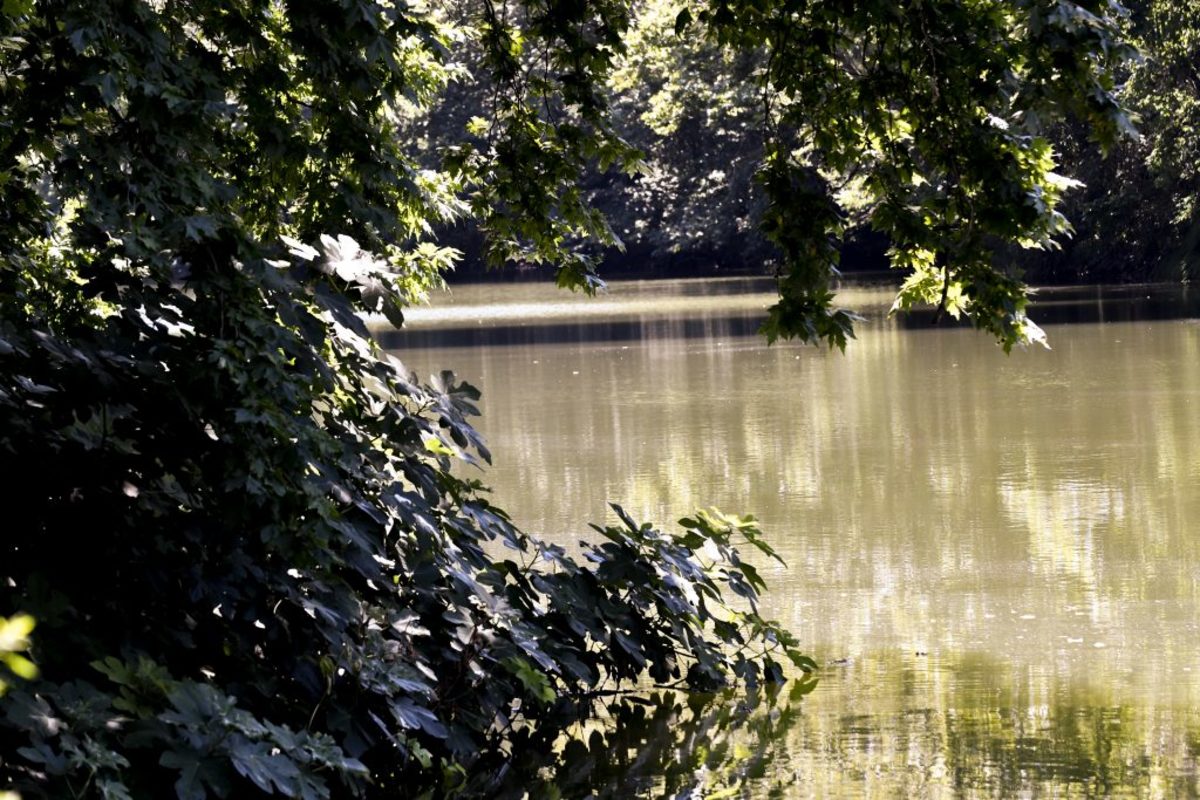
[376,315,768,349]
[897,283,1200,329]
[380,283,1200,350]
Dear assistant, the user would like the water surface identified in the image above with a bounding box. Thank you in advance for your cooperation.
[387,278,1200,798]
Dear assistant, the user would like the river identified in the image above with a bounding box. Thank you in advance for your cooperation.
[383,277,1200,798]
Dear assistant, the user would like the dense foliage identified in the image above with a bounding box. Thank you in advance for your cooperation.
[675,0,1136,349]
[473,681,814,798]
[422,1,1137,348]
[596,0,1199,290]
[0,0,1142,797]
[601,0,769,269]
[667,1,1123,345]
[1029,0,1200,283]
[0,2,808,798]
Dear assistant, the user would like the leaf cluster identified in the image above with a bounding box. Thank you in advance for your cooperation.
[0,616,37,698]
[691,0,1137,350]
[437,0,643,293]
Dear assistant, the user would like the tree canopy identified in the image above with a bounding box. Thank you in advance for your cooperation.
[1041,0,1200,283]
[0,1,1135,797]
[423,0,1136,348]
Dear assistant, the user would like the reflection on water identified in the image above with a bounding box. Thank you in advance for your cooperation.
[388,278,1200,797]
[383,279,1200,347]
[471,686,809,798]
[795,652,1200,798]
[471,660,1200,798]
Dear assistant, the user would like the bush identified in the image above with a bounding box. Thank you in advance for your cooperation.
[0,4,809,796]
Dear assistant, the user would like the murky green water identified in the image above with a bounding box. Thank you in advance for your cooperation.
[385,277,1200,798]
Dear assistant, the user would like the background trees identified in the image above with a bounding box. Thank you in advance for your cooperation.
[1029,0,1200,283]
[448,1,1200,299]
[437,0,1135,348]
[0,0,1140,797]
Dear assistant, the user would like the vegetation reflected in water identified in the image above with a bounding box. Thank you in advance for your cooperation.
[797,652,1200,799]
[465,684,812,799]
[389,277,1200,797]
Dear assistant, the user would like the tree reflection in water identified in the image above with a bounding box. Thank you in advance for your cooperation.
[797,653,1200,799]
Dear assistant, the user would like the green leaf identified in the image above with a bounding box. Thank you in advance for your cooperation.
[392,698,449,739]
[2,0,33,16]
[183,216,218,242]
[159,752,215,800]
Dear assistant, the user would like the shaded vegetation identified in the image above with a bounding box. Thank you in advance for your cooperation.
[0,3,806,797]
[1029,0,1200,283]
